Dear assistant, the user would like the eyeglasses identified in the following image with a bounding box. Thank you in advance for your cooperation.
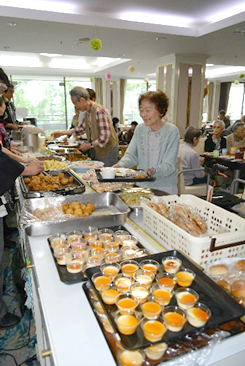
[0,82,7,89]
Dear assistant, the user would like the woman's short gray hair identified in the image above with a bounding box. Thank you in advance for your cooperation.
[69,86,89,101]
[213,119,225,130]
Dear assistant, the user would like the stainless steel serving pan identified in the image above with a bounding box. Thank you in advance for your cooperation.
[19,169,85,198]
[20,192,130,236]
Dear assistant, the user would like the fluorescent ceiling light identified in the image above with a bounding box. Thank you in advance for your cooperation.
[40,53,63,57]
[120,12,192,27]
[0,0,78,14]
[208,5,245,23]
[206,66,245,78]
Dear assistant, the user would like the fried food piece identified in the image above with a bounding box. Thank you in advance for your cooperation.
[68,176,74,183]
[24,177,31,184]
[60,178,69,185]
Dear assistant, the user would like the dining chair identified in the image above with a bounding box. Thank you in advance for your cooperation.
[177,157,207,196]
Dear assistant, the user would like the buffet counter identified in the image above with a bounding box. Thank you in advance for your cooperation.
[16,177,245,366]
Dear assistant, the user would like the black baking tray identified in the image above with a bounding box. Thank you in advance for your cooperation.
[19,169,85,198]
[95,169,156,183]
[84,250,245,350]
[48,225,148,285]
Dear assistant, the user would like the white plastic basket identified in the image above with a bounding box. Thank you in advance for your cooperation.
[142,194,245,266]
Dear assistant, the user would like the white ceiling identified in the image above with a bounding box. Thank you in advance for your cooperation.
[0,1,245,81]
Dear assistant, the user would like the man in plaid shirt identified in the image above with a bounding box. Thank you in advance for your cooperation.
[52,87,118,166]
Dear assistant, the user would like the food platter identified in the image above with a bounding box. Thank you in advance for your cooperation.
[85,250,245,350]
[96,169,156,183]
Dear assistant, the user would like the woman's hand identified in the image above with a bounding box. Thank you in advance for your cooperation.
[11,148,21,156]
[51,131,63,138]
[78,143,91,152]
[112,163,122,168]
[145,167,156,176]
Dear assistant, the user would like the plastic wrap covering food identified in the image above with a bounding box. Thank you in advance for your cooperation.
[145,199,208,237]
[20,196,95,224]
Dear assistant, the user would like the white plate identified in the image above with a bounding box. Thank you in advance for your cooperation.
[115,168,135,176]
[58,142,79,148]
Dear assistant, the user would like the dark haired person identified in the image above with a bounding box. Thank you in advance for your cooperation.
[86,88,96,102]
[218,109,230,129]
[179,126,206,186]
[114,90,179,193]
[226,122,245,150]
[125,121,138,143]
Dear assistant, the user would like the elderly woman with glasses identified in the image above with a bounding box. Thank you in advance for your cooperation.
[204,120,226,152]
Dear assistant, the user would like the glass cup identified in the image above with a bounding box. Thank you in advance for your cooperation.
[121,245,139,260]
[100,262,121,280]
[86,255,103,268]
[121,235,139,248]
[102,315,114,333]
[114,310,141,335]
[135,248,149,258]
[151,284,173,306]
[175,287,199,310]
[114,274,133,293]
[72,248,90,262]
[145,342,168,361]
[162,256,182,274]
[130,284,150,304]
[66,230,83,244]
[92,272,112,291]
[104,251,121,263]
[104,241,120,252]
[133,269,154,287]
[156,272,177,291]
[91,247,105,258]
[118,349,145,366]
[88,240,103,249]
[176,268,196,287]
[54,247,72,265]
[69,238,87,251]
[49,233,67,249]
[186,302,211,327]
[121,260,139,278]
[140,259,159,276]
[101,287,120,305]
[97,228,114,242]
[66,258,83,274]
[141,317,166,342]
[116,293,139,314]
[163,306,187,332]
[114,230,129,245]
[83,226,98,241]
[141,301,162,319]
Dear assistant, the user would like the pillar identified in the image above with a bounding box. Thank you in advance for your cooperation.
[157,54,208,137]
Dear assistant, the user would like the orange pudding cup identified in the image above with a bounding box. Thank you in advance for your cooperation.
[163,306,187,332]
[121,235,139,248]
[104,241,120,252]
[118,349,145,366]
[114,230,129,245]
[83,226,98,241]
[91,247,105,258]
[66,258,83,273]
[70,238,87,251]
[92,272,112,291]
[54,247,72,265]
[49,233,67,249]
[162,256,182,274]
[104,251,121,263]
[121,260,139,278]
[116,293,139,314]
[101,287,120,305]
[114,274,133,293]
[141,301,162,319]
[175,287,199,310]
[141,317,166,342]
[176,268,195,287]
[140,259,159,275]
[100,262,121,279]
[156,272,177,291]
[114,310,140,335]
[133,270,154,287]
[66,230,83,244]
[187,302,211,327]
[151,284,173,306]
[121,245,139,260]
[88,240,103,249]
[145,342,168,360]
[98,228,114,242]
[130,284,150,304]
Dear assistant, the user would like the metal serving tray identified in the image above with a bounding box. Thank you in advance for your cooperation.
[19,169,85,198]
[95,169,156,183]
[85,250,245,351]
[20,192,130,236]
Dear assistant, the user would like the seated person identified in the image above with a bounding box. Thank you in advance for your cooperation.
[204,120,226,152]
[225,122,245,150]
[125,121,138,143]
[112,117,126,143]
[218,109,230,129]
[179,126,207,185]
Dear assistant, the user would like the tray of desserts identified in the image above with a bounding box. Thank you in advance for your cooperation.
[48,226,150,285]
[83,280,245,365]
[84,250,245,350]
[19,169,85,198]
[96,169,156,183]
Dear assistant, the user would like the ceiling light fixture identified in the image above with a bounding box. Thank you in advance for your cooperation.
[40,53,63,57]
[5,22,16,26]
[156,37,166,41]
[3,46,10,50]
[77,38,90,42]
[231,30,244,35]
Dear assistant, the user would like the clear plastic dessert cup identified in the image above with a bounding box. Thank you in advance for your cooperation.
[162,256,182,274]
[156,272,177,291]
[66,230,83,244]
[53,247,72,266]
[163,305,187,332]
[118,349,145,366]
[66,258,83,274]
[116,293,139,315]
[140,259,159,276]
[114,274,133,293]
[121,260,139,278]
[176,268,196,287]
[49,233,67,249]
[145,342,168,360]
[141,301,162,319]
[97,228,114,242]
[114,310,141,335]
[141,317,167,342]
[133,269,154,287]
[151,284,173,306]
[186,302,211,327]
[92,272,112,291]
[104,251,121,263]
[101,287,120,305]
[100,262,121,280]
[130,284,150,304]
[175,287,199,310]
[83,226,98,241]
